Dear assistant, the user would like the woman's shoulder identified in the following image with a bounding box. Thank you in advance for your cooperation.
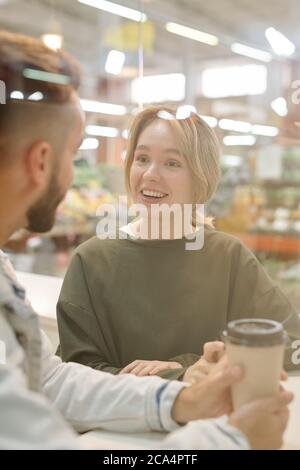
[74,235,125,260]
[203,227,254,259]
[204,226,244,247]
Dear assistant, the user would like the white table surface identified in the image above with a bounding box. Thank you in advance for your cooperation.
[79,376,300,450]
[16,271,62,320]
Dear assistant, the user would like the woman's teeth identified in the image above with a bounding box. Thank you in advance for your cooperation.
[142,190,166,199]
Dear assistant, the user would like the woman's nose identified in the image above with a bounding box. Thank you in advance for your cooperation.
[143,163,160,180]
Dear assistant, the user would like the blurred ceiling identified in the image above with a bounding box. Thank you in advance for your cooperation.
[0,0,299,65]
[0,0,299,132]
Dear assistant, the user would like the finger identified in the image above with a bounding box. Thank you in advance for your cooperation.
[130,363,150,376]
[137,365,156,376]
[204,342,225,363]
[280,370,288,381]
[120,360,140,374]
[149,366,167,375]
[187,371,207,384]
[212,365,243,387]
[264,390,294,412]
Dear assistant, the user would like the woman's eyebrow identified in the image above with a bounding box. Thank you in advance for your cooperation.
[135,144,150,151]
[135,144,181,155]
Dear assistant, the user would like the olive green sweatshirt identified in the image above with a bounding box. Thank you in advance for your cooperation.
[56,227,300,380]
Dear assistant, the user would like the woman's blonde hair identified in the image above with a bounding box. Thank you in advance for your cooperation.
[124,105,221,228]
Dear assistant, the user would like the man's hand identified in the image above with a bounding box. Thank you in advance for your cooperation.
[183,341,225,383]
[172,357,243,424]
[228,389,293,450]
[119,360,182,376]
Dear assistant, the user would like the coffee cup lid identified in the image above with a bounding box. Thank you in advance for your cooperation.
[222,319,286,347]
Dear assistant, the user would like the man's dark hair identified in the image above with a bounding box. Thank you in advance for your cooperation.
[0,30,81,165]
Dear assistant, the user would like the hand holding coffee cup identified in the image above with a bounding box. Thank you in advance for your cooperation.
[222,319,287,410]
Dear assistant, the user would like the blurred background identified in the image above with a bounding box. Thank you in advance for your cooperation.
[1,0,300,309]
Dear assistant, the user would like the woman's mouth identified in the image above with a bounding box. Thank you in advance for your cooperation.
[139,189,168,203]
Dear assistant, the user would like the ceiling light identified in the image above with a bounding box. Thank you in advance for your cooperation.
[28,92,44,101]
[157,110,175,120]
[41,34,63,51]
[166,22,219,46]
[176,105,196,119]
[86,125,119,137]
[221,155,242,167]
[131,73,185,103]
[231,42,272,62]
[23,68,70,85]
[78,0,147,22]
[199,115,218,128]
[105,50,126,75]
[271,97,288,117]
[10,91,24,100]
[79,138,100,150]
[252,125,279,137]
[219,119,252,133]
[265,27,295,56]
[223,135,256,146]
[202,64,267,98]
[80,99,127,115]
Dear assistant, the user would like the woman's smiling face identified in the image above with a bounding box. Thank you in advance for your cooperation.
[129,119,195,207]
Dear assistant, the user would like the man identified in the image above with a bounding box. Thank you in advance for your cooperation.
[0,30,292,450]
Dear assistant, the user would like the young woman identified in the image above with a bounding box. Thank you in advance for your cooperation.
[56,106,300,380]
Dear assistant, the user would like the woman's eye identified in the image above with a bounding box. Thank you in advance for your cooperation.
[135,155,148,163]
[166,160,180,167]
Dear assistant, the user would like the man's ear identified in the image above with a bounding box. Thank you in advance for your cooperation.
[24,140,53,189]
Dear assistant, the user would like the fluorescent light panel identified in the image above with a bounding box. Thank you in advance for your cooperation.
[28,92,44,101]
[221,155,242,167]
[80,99,127,116]
[219,119,252,133]
[202,64,267,98]
[41,34,63,51]
[86,125,119,137]
[78,0,147,22]
[131,73,185,103]
[105,50,126,75]
[80,138,100,150]
[199,115,218,128]
[271,97,288,117]
[10,91,24,100]
[252,125,279,137]
[223,135,256,146]
[166,22,219,46]
[231,42,272,63]
[23,68,70,85]
[265,27,295,56]
[176,105,196,119]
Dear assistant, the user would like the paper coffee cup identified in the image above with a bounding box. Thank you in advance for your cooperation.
[222,319,286,410]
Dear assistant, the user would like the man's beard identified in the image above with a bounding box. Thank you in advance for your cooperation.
[26,172,66,233]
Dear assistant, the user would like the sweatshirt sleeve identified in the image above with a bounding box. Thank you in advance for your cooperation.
[56,252,122,374]
[42,330,188,433]
[228,241,300,371]
[155,354,200,381]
